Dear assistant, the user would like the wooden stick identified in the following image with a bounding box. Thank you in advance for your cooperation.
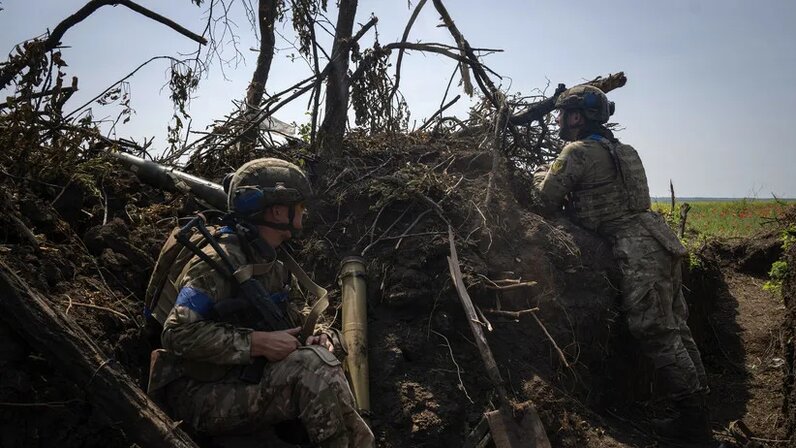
[482,308,539,320]
[483,281,538,292]
[60,301,130,321]
[447,229,551,447]
[669,179,676,217]
[679,202,692,239]
[418,94,461,132]
[446,227,510,405]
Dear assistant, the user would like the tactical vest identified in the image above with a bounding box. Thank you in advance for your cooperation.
[144,224,221,326]
[146,225,329,389]
[568,135,651,231]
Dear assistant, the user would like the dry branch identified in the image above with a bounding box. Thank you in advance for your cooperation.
[0,85,77,110]
[679,203,691,239]
[432,0,500,108]
[418,94,461,132]
[390,0,428,101]
[0,261,199,448]
[0,0,206,91]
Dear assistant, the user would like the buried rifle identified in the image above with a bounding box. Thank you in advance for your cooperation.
[110,151,330,383]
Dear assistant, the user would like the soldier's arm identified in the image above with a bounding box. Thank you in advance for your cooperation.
[161,248,253,365]
[537,142,588,212]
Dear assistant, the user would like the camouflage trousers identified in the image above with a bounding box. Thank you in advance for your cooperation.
[613,231,707,400]
[166,346,375,448]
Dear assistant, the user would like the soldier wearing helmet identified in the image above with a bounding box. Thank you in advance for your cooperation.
[535,86,712,443]
[149,158,375,447]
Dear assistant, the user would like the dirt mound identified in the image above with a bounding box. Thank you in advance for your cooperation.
[2,132,789,447]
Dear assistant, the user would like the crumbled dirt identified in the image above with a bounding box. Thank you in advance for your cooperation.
[0,133,792,448]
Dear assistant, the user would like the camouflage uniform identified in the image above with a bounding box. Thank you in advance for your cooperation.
[148,230,374,447]
[537,135,707,400]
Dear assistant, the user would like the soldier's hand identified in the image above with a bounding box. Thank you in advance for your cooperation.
[251,327,301,362]
[306,333,334,352]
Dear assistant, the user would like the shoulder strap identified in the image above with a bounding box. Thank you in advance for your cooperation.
[278,249,329,343]
[588,134,625,185]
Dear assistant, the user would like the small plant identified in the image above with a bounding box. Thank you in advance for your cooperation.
[763,225,795,296]
[764,260,788,295]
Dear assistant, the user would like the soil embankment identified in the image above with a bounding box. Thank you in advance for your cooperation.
[0,136,792,447]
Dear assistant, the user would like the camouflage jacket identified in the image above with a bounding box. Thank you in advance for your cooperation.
[155,229,306,381]
[537,136,686,256]
[537,135,644,235]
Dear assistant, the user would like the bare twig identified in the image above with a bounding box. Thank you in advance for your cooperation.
[65,55,181,119]
[0,400,83,408]
[391,0,428,102]
[530,311,571,368]
[0,86,78,109]
[483,308,539,319]
[418,94,461,132]
[61,301,130,321]
[483,281,538,291]
[431,329,474,403]
[395,209,433,249]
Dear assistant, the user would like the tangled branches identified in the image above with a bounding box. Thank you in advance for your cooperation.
[350,44,409,134]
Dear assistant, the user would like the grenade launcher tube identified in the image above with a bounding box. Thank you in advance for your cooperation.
[108,151,228,211]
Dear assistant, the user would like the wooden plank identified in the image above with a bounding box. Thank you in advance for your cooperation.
[447,227,551,448]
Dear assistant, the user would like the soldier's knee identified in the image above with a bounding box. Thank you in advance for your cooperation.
[281,346,344,385]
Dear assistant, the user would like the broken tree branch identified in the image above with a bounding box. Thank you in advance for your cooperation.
[389,0,428,102]
[0,0,206,91]
[418,94,461,132]
[679,203,691,239]
[432,0,500,108]
[0,261,199,448]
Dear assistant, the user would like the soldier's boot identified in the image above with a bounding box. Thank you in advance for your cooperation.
[652,393,713,444]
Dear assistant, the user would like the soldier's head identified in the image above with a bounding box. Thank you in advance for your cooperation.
[554,85,614,141]
[225,158,312,248]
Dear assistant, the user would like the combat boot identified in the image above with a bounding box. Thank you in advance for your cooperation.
[652,393,713,444]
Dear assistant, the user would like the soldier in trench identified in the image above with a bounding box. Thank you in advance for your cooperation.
[532,86,712,443]
[146,158,374,447]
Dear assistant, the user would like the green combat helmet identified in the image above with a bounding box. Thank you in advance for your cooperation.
[554,85,614,124]
[224,158,312,230]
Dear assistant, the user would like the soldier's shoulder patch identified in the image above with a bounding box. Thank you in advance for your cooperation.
[550,159,566,174]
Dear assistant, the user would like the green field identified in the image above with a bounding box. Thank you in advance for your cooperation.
[650,199,795,239]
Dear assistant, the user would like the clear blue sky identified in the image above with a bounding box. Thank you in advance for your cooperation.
[2,0,794,198]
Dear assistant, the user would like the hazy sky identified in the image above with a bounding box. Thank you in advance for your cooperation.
[2,0,794,197]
